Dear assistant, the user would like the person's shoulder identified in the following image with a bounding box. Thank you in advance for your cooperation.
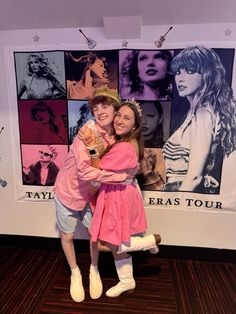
[52,162,59,171]
[196,103,215,118]
[130,138,139,151]
[115,141,133,147]
[114,141,138,155]
[193,104,216,127]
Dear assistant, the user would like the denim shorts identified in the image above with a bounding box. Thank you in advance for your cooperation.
[55,195,92,233]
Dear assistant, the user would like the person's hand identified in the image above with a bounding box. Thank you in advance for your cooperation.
[204,175,219,188]
[23,165,31,175]
[79,125,97,146]
[79,125,105,154]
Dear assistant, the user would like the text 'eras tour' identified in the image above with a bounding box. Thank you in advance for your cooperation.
[148,197,223,209]
[25,191,223,210]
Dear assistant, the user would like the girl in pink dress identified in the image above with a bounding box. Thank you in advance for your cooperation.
[82,100,161,298]
[90,140,147,245]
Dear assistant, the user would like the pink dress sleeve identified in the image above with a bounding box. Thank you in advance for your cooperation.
[100,142,138,171]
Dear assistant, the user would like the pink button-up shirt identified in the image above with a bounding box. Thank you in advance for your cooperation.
[53,123,127,211]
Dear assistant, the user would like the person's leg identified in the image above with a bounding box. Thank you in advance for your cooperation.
[88,240,103,299]
[117,234,161,254]
[60,230,85,302]
[80,203,103,299]
[60,231,77,269]
[55,195,84,302]
[106,250,136,297]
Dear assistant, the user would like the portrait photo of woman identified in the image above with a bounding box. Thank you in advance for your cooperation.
[137,148,166,191]
[141,100,171,148]
[15,52,66,100]
[65,50,118,100]
[162,45,236,194]
[18,100,68,144]
[119,49,173,101]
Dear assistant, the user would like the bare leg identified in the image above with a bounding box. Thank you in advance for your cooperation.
[89,239,103,299]
[113,251,129,260]
[60,231,84,302]
[61,231,77,269]
[90,239,99,266]
[97,241,112,252]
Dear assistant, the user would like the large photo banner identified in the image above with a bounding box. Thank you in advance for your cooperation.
[8,45,236,211]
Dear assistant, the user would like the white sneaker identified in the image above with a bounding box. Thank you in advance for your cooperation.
[70,270,85,302]
[89,268,103,299]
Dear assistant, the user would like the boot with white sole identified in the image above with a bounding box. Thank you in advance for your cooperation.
[106,255,136,298]
[117,234,161,254]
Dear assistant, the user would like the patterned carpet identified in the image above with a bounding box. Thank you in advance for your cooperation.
[0,238,235,314]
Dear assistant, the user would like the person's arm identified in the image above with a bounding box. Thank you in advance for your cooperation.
[79,124,103,169]
[179,109,214,191]
[78,128,139,182]
[88,147,139,179]
[79,123,105,155]
[72,136,128,183]
[22,165,35,184]
[89,154,101,169]
[18,79,27,98]
[47,73,66,98]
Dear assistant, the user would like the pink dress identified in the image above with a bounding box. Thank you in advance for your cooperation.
[90,142,147,246]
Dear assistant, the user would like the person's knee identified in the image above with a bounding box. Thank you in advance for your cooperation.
[103,242,118,253]
[61,231,74,243]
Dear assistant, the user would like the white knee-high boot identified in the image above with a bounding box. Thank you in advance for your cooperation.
[117,234,161,254]
[106,255,136,298]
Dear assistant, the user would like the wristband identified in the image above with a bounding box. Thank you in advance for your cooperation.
[87,147,100,158]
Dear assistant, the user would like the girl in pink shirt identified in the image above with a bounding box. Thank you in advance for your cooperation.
[81,99,161,298]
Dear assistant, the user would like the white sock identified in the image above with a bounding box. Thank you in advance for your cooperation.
[90,264,98,272]
[71,266,80,275]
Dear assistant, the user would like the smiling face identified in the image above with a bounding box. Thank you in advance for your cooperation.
[114,105,135,137]
[93,102,116,131]
[175,68,203,99]
[137,51,168,86]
